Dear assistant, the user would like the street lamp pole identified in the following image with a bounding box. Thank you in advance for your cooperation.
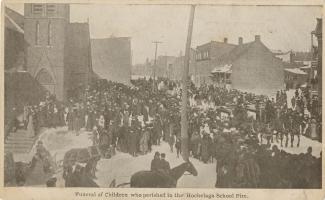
[152,41,162,92]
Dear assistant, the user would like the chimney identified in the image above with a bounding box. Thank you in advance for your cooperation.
[255,35,261,41]
[238,37,243,45]
[223,37,228,43]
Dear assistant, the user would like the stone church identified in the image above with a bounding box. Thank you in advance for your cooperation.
[5,3,94,101]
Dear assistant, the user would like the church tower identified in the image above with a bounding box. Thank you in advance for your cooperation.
[24,3,70,101]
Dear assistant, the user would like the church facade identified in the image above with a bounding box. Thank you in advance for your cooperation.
[24,3,93,101]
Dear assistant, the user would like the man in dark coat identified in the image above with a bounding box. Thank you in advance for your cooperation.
[159,153,171,174]
[150,152,161,172]
[128,122,139,157]
[200,133,211,163]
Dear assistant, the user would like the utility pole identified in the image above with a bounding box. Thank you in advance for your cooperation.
[181,5,195,161]
[152,41,162,92]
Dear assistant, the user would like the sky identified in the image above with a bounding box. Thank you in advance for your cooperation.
[6,4,322,64]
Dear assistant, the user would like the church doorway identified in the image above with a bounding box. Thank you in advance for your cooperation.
[35,68,56,94]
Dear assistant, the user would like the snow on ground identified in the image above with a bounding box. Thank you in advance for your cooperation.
[16,126,322,187]
[264,135,322,158]
[13,127,92,164]
[37,127,92,162]
[94,142,216,188]
[32,127,216,188]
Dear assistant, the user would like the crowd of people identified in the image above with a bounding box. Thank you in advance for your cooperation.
[58,78,320,188]
[5,77,322,188]
[6,92,64,139]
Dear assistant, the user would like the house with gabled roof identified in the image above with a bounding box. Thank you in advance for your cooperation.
[210,35,285,95]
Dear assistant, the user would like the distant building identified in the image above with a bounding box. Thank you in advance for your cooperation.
[168,49,196,81]
[273,50,317,90]
[312,18,322,111]
[211,35,284,95]
[91,37,132,85]
[284,68,308,89]
[273,50,291,63]
[131,58,153,79]
[290,51,314,66]
[132,50,196,82]
[156,55,177,79]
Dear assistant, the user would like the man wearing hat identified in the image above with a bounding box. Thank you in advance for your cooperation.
[159,153,171,174]
[46,176,57,187]
[150,152,161,172]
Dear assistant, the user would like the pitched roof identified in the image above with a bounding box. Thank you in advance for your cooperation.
[197,40,236,49]
[5,7,24,33]
[218,41,255,63]
[197,41,237,60]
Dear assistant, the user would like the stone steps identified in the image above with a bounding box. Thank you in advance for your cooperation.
[6,135,35,142]
[4,129,37,154]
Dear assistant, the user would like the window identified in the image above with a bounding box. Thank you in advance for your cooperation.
[35,21,40,45]
[46,4,56,15]
[32,4,43,15]
[48,21,52,46]
[293,75,297,81]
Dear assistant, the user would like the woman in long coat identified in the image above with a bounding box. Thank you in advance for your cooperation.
[153,115,162,145]
[128,126,138,157]
[200,133,211,163]
[190,131,201,159]
[168,133,176,153]
[99,129,111,155]
[67,108,74,131]
[26,109,35,137]
[139,127,150,154]
[72,109,79,133]
[310,118,317,140]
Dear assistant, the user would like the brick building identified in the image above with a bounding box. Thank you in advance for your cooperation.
[91,37,132,85]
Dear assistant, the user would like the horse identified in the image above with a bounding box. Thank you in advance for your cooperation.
[63,146,101,169]
[62,146,101,187]
[116,160,198,188]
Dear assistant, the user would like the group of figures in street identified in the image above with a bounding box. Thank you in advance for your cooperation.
[5,77,322,188]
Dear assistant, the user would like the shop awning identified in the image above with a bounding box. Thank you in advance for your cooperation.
[284,68,307,75]
[211,64,232,74]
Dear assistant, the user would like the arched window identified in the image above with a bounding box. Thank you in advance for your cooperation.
[35,21,40,45]
[48,21,52,46]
